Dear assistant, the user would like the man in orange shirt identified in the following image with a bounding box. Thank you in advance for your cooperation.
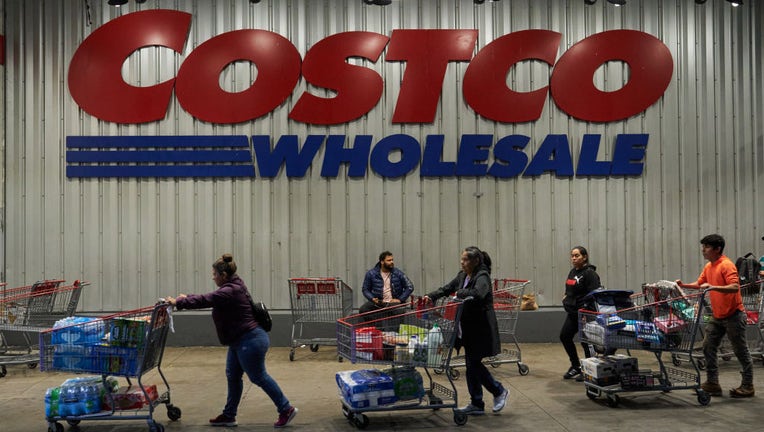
[676,234,754,398]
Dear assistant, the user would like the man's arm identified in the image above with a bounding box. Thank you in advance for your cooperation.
[361,270,375,301]
[396,270,415,302]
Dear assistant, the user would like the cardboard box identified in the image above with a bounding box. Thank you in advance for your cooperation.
[336,369,397,409]
[93,345,139,375]
[584,373,620,387]
[109,317,148,348]
[606,354,639,374]
[620,369,655,389]
[103,384,158,411]
[580,357,617,380]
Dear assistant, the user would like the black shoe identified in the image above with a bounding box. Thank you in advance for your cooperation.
[456,404,485,416]
[563,366,582,380]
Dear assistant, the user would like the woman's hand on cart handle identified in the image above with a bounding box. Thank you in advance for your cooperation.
[165,294,187,305]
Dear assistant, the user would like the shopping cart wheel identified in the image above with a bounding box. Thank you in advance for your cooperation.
[721,354,733,361]
[28,362,38,369]
[605,393,620,408]
[47,422,63,432]
[148,420,165,432]
[697,390,711,406]
[518,363,530,376]
[66,420,80,426]
[447,368,460,380]
[166,404,182,421]
[585,386,599,400]
[671,354,681,367]
[0,365,6,377]
[289,350,295,361]
[696,359,707,370]
[453,411,468,426]
[310,344,320,352]
[351,413,369,429]
[433,367,444,375]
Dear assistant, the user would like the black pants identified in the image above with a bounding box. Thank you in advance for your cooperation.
[559,312,592,368]
[464,349,503,408]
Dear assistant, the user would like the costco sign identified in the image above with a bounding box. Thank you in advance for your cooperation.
[65,9,673,178]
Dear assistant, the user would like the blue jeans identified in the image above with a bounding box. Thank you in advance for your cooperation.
[223,326,291,417]
[703,310,753,386]
[464,349,504,408]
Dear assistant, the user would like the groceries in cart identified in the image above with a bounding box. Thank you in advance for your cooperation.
[48,314,150,375]
[352,321,446,367]
[580,288,702,352]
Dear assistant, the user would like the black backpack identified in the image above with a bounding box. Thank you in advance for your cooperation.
[735,252,760,288]
[243,287,272,332]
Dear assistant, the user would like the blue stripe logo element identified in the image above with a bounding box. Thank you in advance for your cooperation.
[66,136,255,178]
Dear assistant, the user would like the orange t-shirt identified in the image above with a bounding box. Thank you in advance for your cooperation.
[696,254,742,319]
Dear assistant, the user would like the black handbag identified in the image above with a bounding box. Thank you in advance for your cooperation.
[244,288,272,332]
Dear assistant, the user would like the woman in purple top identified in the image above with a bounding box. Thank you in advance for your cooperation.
[166,254,298,428]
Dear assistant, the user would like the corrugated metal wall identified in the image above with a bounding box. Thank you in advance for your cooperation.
[2,0,762,313]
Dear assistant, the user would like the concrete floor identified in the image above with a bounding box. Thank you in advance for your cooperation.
[2,343,762,432]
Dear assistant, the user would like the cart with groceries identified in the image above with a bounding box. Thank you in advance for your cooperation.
[654,279,764,369]
[39,302,180,432]
[288,277,353,361]
[435,278,531,379]
[578,286,711,407]
[336,297,469,428]
[0,280,86,377]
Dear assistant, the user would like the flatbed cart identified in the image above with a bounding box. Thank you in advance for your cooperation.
[288,277,353,361]
[435,279,531,379]
[336,298,469,428]
[578,290,710,407]
[39,302,180,432]
[0,280,86,377]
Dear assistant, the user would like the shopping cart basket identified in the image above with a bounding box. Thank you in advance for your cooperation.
[0,280,86,377]
[288,277,352,361]
[336,298,470,428]
[39,302,180,432]
[578,289,710,407]
[664,279,764,369]
[435,279,531,379]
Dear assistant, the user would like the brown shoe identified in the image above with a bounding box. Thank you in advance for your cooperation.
[729,385,755,398]
[701,381,722,396]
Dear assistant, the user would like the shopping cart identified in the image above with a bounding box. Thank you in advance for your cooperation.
[662,279,764,369]
[39,302,180,432]
[0,280,85,377]
[435,279,531,379]
[578,289,710,407]
[288,277,353,361]
[336,298,469,428]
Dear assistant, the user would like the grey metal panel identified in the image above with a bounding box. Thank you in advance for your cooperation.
[2,0,763,314]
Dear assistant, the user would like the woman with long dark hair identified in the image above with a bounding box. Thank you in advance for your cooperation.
[423,246,509,416]
[560,246,600,381]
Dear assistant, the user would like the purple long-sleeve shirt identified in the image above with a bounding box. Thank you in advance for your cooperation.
[175,275,257,345]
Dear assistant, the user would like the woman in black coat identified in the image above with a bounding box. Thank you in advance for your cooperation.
[423,246,509,416]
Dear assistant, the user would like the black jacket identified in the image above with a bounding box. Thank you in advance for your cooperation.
[562,264,600,313]
[426,264,500,359]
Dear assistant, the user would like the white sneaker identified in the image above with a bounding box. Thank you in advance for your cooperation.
[493,388,509,413]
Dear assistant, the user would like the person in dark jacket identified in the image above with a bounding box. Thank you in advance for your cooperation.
[360,251,415,314]
[422,246,509,416]
[166,254,298,428]
[560,246,601,381]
